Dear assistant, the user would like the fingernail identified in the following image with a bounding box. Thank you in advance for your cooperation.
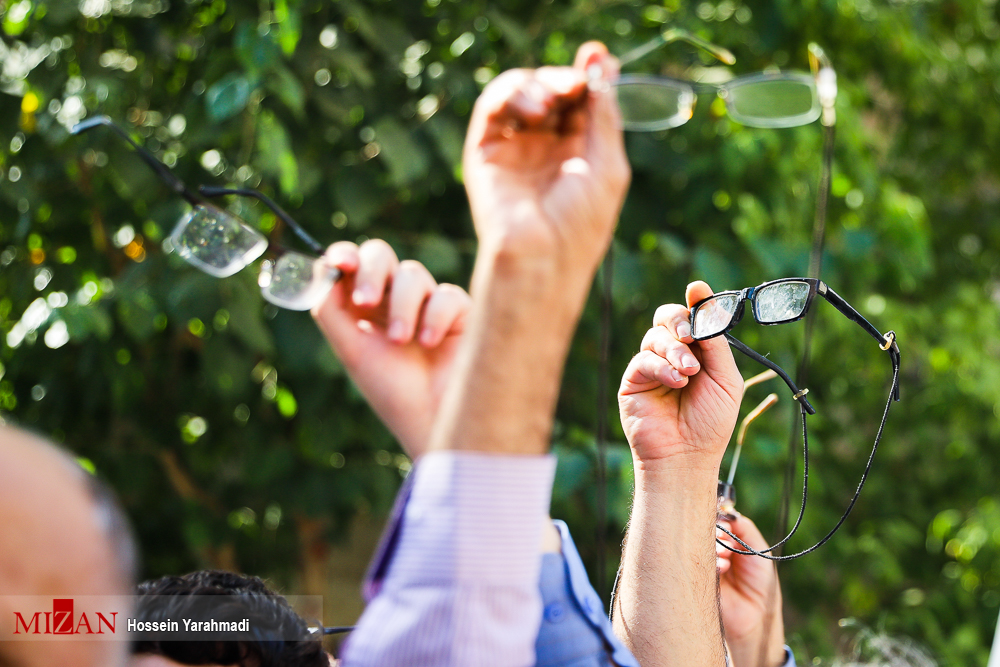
[586,63,609,92]
[670,369,683,383]
[682,354,699,369]
[388,320,406,341]
[676,321,692,340]
[353,287,371,305]
[419,328,435,346]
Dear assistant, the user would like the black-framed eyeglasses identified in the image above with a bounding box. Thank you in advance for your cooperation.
[70,116,340,311]
[612,29,837,132]
[691,277,900,403]
[692,277,901,560]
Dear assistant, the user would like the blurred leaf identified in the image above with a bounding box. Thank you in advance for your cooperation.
[223,279,275,356]
[205,73,253,123]
[373,118,429,187]
[267,66,305,119]
[273,0,301,57]
[333,170,383,228]
[416,234,460,279]
[234,21,281,76]
[62,303,113,341]
[254,110,299,196]
[424,115,465,172]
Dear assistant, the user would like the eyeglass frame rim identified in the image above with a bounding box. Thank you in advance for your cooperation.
[614,71,822,131]
[690,277,882,343]
[167,201,340,309]
[690,277,900,402]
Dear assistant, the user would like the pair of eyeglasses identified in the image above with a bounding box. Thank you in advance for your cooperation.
[612,29,837,132]
[692,278,901,560]
[70,116,340,311]
[690,278,896,359]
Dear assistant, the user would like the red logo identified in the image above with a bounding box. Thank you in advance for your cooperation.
[53,599,73,634]
[13,598,117,635]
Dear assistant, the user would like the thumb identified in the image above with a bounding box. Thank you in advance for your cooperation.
[686,280,741,392]
[574,42,629,192]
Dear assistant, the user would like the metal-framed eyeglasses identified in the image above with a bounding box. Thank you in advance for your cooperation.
[71,116,340,311]
[612,29,837,132]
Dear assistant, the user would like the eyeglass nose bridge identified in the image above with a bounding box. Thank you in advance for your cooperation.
[727,288,752,330]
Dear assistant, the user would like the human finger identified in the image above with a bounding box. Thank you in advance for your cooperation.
[321,241,361,274]
[684,280,735,362]
[419,284,471,348]
[471,68,588,144]
[684,280,743,397]
[620,349,688,393]
[640,326,701,376]
[727,513,769,551]
[386,260,437,343]
[652,303,695,343]
[575,42,630,196]
[353,239,400,308]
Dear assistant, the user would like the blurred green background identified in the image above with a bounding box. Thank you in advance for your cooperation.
[2,0,999,663]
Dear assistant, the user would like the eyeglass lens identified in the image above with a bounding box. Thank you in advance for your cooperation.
[691,293,741,339]
[615,79,695,131]
[614,75,818,131]
[753,281,810,323]
[169,205,268,278]
[724,77,819,127]
[258,252,340,311]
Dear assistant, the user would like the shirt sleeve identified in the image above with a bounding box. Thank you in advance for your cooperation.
[341,450,557,667]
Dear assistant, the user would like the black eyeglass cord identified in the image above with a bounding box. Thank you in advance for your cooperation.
[717,351,900,560]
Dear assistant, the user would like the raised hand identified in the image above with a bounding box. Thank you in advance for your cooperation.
[463,41,630,274]
[311,239,470,458]
[717,514,788,667]
[618,280,744,469]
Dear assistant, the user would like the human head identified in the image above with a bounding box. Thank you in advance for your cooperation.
[0,424,137,667]
[131,570,331,667]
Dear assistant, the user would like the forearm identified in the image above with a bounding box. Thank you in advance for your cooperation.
[613,463,726,666]
[429,242,598,456]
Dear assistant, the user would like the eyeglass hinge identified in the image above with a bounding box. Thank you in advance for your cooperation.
[880,331,896,351]
[792,388,809,400]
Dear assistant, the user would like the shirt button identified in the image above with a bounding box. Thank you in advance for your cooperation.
[544,603,566,623]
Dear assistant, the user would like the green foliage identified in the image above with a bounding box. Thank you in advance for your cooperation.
[2,0,1000,662]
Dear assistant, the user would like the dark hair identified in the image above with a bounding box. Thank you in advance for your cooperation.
[133,570,329,667]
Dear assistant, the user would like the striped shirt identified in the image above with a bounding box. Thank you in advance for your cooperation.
[341,451,557,667]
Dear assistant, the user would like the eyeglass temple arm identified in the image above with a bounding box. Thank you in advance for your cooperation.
[725,334,817,415]
[821,285,901,401]
[618,27,736,68]
[198,186,325,255]
[70,116,201,206]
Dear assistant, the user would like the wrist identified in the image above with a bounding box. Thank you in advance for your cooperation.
[475,222,607,299]
[631,446,725,478]
[631,467,720,526]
